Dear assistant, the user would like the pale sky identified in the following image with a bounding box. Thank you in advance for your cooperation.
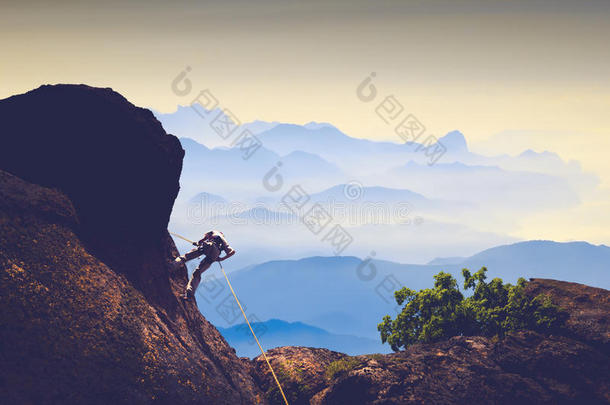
[1,0,609,243]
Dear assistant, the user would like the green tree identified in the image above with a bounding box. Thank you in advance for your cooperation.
[378,267,565,351]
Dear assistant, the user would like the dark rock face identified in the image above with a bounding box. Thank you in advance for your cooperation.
[0,84,183,301]
[252,279,610,404]
[0,84,181,243]
[0,86,264,404]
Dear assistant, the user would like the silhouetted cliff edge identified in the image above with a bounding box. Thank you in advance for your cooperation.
[0,84,264,404]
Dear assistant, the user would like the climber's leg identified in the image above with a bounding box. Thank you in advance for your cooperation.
[171,244,205,272]
[183,246,220,300]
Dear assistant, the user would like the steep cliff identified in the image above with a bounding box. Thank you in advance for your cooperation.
[252,279,609,404]
[0,85,264,404]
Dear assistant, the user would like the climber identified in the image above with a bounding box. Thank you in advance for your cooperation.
[173,230,236,300]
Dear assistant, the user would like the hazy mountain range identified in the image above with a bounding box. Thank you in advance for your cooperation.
[158,106,600,266]
[217,319,389,358]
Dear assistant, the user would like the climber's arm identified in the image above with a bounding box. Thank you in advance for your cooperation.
[217,248,235,262]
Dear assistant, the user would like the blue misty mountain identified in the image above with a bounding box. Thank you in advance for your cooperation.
[428,240,610,278]
[176,137,348,203]
[189,191,228,205]
[179,136,281,177]
[199,241,610,343]
[386,159,580,211]
[154,106,279,147]
[157,107,592,188]
[178,137,346,190]
[156,106,462,158]
[166,117,593,218]
[281,150,343,177]
[460,240,610,284]
[257,123,373,155]
[427,256,468,265]
[438,130,468,153]
[256,123,465,157]
[306,184,474,217]
[397,160,502,172]
[217,319,389,358]
[309,184,429,205]
[303,121,335,130]
[165,112,600,273]
[199,256,415,339]
[157,105,576,175]
[254,123,474,174]
[256,123,411,165]
[210,207,298,223]
[518,149,560,159]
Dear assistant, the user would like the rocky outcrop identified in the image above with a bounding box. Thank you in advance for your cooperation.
[0,84,184,304]
[252,279,610,404]
[0,85,264,404]
[525,278,609,350]
[250,347,346,405]
[0,84,181,242]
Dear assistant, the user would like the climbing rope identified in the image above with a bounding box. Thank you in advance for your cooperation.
[170,231,198,246]
[170,231,290,405]
[217,261,290,405]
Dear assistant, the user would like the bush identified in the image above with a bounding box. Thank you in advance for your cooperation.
[325,357,362,381]
[378,268,566,351]
[265,365,309,405]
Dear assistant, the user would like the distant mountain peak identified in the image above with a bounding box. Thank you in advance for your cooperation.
[518,149,560,159]
[179,136,210,150]
[427,256,467,265]
[189,191,228,204]
[303,121,335,130]
[438,130,468,153]
[283,150,329,160]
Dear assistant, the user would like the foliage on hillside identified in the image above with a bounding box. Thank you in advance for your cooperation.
[378,268,566,351]
[324,357,363,381]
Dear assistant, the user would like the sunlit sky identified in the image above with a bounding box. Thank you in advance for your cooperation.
[2,0,609,244]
